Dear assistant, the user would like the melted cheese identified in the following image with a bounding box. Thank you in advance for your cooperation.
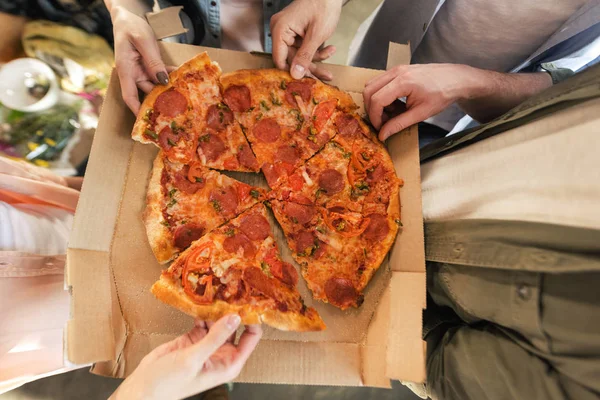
[315,230,343,251]
[212,257,240,277]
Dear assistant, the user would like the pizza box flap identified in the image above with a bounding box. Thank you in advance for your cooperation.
[65,37,426,386]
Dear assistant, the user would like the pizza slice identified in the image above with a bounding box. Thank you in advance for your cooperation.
[151,203,326,331]
[270,199,400,310]
[271,112,400,214]
[220,69,357,188]
[132,52,259,171]
[144,151,266,264]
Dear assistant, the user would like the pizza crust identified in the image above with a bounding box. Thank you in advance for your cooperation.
[143,153,177,264]
[151,274,326,332]
[131,84,171,144]
[132,52,221,144]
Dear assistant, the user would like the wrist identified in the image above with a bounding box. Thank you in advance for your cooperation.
[456,65,499,101]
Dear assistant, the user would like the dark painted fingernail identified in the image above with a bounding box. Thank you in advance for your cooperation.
[156,72,169,85]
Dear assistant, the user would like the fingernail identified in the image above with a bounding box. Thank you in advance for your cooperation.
[156,71,169,85]
[292,64,305,79]
[227,314,241,330]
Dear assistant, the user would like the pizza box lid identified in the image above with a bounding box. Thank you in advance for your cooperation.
[65,9,426,388]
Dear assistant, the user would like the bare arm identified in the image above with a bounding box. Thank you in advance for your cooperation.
[457,67,552,123]
[363,64,553,140]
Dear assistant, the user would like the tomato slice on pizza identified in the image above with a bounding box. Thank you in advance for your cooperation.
[144,152,265,264]
[151,203,325,331]
[220,69,357,188]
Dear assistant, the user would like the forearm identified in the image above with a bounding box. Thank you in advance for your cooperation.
[457,67,552,123]
[104,0,152,17]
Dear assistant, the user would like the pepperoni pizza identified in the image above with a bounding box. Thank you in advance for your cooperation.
[151,203,325,331]
[134,52,402,330]
[144,152,266,264]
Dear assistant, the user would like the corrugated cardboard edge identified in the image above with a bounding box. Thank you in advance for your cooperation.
[66,41,425,387]
[65,69,133,371]
[146,6,187,40]
[384,42,427,383]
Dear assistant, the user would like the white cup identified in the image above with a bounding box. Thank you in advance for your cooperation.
[0,58,59,112]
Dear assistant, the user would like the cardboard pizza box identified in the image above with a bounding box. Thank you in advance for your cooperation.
[65,9,426,387]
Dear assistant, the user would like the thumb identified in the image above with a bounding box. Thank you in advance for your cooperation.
[290,30,322,79]
[184,315,241,367]
[132,31,169,85]
[379,106,429,141]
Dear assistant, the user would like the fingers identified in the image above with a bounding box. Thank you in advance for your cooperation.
[119,70,141,115]
[185,315,241,367]
[379,106,429,141]
[290,28,323,79]
[271,22,291,70]
[131,31,169,85]
[363,69,401,113]
[309,64,333,81]
[137,79,155,94]
[313,45,336,62]
[367,77,411,130]
[234,325,262,365]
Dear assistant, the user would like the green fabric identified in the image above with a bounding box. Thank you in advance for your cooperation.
[540,63,576,85]
[423,220,600,400]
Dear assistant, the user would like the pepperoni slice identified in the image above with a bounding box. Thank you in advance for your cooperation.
[367,164,385,182]
[362,214,390,241]
[237,144,259,170]
[289,173,304,191]
[206,104,233,130]
[285,80,314,106]
[271,262,298,287]
[222,233,256,257]
[155,89,188,118]
[224,85,251,112]
[275,145,299,165]
[239,214,270,241]
[313,241,327,260]
[243,267,277,299]
[173,223,205,249]
[335,113,361,139]
[173,165,204,194]
[318,169,344,195]
[325,277,359,308]
[261,163,278,188]
[158,125,179,151]
[209,186,238,217]
[284,202,316,225]
[253,118,281,143]
[313,99,336,132]
[198,134,226,161]
[295,230,316,254]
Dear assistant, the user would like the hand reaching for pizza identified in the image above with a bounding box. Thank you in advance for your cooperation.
[271,0,344,81]
[110,315,262,400]
[363,64,474,141]
[110,6,170,115]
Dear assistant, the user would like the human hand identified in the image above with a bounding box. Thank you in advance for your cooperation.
[271,0,343,81]
[110,315,262,400]
[110,6,170,114]
[364,64,481,141]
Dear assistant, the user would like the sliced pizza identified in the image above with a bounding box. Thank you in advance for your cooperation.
[271,112,400,214]
[144,151,266,264]
[270,199,400,310]
[132,52,259,171]
[151,203,325,331]
[220,69,357,188]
